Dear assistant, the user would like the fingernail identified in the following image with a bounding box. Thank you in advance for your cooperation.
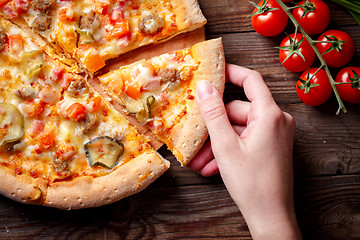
[196,80,214,101]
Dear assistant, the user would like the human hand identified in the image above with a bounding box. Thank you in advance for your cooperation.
[188,64,301,240]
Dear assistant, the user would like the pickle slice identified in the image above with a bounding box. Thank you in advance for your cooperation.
[135,95,155,125]
[84,136,124,169]
[75,21,95,45]
[0,102,24,146]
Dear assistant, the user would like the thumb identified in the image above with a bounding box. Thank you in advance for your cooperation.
[196,80,238,150]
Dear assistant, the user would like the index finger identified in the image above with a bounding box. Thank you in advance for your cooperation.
[226,64,275,106]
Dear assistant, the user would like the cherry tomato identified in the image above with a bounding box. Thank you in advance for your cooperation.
[279,33,315,72]
[335,67,360,104]
[250,0,288,37]
[296,68,332,106]
[282,0,293,2]
[292,0,330,35]
[316,30,355,68]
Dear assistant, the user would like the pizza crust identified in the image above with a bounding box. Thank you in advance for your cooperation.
[0,165,48,205]
[0,1,222,209]
[44,151,169,210]
[171,0,207,32]
[168,38,226,165]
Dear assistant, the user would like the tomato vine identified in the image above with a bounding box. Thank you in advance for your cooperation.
[274,0,347,115]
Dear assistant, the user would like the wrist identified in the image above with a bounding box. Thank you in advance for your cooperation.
[249,218,302,240]
[246,210,302,240]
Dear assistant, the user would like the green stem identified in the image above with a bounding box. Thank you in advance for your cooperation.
[335,82,351,85]
[275,0,347,115]
[328,0,360,14]
[348,9,360,26]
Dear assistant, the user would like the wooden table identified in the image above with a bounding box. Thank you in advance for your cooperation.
[1,1,359,239]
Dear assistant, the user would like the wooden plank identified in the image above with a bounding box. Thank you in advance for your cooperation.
[210,26,360,103]
[289,101,360,176]
[0,175,359,239]
[295,174,360,240]
[199,0,358,34]
[0,184,251,239]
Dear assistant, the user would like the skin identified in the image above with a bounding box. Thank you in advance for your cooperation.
[188,64,302,240]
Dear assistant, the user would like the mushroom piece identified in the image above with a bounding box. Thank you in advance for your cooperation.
[0,102,25,147]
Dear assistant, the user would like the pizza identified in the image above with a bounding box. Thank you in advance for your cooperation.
[0,17,169,209]
[0,0,225,210]
[98,38,225,165]
[0,0,206,73]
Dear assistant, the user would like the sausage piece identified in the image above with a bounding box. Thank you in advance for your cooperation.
[156,68,179,83]
[67,79,89,97]
[79,10,97,29]
[80,114,99,134]
[0,28,6,52]
[138,14,165,35]
[31,0,54,12]
[33,14,53,31]
[14,86,38,100]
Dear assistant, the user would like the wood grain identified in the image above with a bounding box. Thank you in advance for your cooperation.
[295,175,360,240]
[0,174,359,240]
[0,183,251,239]
[0,0,360,239]
[198,0,357,34]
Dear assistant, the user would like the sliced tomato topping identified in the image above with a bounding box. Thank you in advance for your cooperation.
[77,46,106,73]
[8,34,24,55]
[89,96,102,113]
[66,103,86,121]
[105,19,129,41]
[38,127,55,150]
[108,77,125,94]
[126,84,140,100]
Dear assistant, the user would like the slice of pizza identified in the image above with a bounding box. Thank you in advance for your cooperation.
[98,38,225,166]
[0,17,169,209]
[0,0,206,73]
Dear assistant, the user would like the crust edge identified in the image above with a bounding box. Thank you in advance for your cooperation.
[0,165,48,205]
[169,38,226,165]
[171,0,207,32]
[43,150,169,210]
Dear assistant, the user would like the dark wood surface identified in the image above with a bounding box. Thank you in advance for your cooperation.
[1,1,360,239]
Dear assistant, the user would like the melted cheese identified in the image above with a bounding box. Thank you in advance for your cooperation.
[0,18,154,182]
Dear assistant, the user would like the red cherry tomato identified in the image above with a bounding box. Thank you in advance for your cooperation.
[292,0,330,35]
[296,68,332,106]
[251,0,288,37]
[316,30,355,68]
[279,33,315,72]
[335,67,360,104]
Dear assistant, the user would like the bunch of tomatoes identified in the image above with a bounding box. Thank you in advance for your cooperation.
[250,0,360,107]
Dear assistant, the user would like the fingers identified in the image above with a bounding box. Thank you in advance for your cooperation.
[188,141,219,177]
[226,64,275,107]
[233,125,246,136]
[187,141,214,171]
[199,159,219,177]
[226,100,250,125]
[196,80,239,149]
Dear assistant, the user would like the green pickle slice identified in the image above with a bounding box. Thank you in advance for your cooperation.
[84,136,124,169]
